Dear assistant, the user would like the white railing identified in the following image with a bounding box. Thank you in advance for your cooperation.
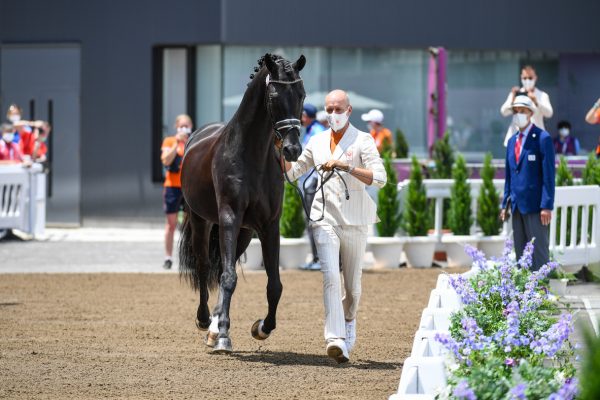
[397,179,600,267]
[0,164,46,237]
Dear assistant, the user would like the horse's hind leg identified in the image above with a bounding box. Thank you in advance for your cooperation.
[252,222,282,341]
[189,213,212,331]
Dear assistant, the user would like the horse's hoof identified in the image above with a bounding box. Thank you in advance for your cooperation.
[251,319,270,341]
[205,331,218,347]
[196,317,211,331]
[212,337,233,354]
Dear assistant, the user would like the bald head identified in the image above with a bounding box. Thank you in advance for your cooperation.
[324,89,352,115]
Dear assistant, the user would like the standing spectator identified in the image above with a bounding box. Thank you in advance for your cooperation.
[500,95,555,271]
[553,121,580,156]
[501,65,554,146]
[31,122,51,163]
[160,114,193,270]
[300,104,326,271]
[361,109,393,154]
[283,90,387,363]
[0,123,23,163]
[585,98,600,158]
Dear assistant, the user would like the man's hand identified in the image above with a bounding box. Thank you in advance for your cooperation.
[321,159,348,172]
[500,209,507,222]
[511,86,519,99]
[540,209,552,226]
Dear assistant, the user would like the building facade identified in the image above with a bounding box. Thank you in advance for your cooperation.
[1,0,599,224]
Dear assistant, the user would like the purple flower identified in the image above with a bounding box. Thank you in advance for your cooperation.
[508,383,527,400]
[465,244,487,271]
[504,357,516,367]
[449,275,479,305]
[549,377,578,400]
[453,380,477,400]
[518,240,535,269]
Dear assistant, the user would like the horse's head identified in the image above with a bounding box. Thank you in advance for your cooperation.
[263,53,306,162]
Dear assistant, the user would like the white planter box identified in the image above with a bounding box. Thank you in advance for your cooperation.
[391,356,447,399]
[279,237,310,269]
[367,236,404,269]
[549,278,568,297]
[403,237,437,268]
[477,235,506,258]
[241,238,263,270]
[427,289,461,310]
[411,329,450,358]
[419,308,453,331]
[441,235,478,268]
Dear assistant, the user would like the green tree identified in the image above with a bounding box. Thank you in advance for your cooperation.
[476,153,502,236]
[280,182,305,238]
[402,156,430,236]
[448,154,472,235]
[395,128,409,158]
[582,153,600,186]
[376,150,401,236]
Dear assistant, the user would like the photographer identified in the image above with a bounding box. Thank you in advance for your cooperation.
[160,114,193,270]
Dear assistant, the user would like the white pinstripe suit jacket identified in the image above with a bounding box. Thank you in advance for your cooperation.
[289,124,387,226]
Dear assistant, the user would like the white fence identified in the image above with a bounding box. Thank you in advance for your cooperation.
[398,179,600,267]
[0,164,46,237]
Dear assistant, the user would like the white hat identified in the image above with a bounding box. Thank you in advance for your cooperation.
[316,110,328,123]
[512,95,536,113]
[361,109,384,123]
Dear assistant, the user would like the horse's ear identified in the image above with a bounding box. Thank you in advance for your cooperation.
[293,55,306,72]
[264,53,277,74]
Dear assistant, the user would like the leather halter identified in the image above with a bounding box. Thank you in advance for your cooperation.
[265,74,304,141]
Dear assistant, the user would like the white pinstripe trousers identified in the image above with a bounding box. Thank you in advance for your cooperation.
[313,224,368,341]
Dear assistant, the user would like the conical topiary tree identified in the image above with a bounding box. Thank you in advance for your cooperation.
[477,153,502,236]
[582,153,600,186]
[377,150,401,236]
[395,128,409,159]
[448,154,472,235]
[280,182,305,238]
[403,156,429,236]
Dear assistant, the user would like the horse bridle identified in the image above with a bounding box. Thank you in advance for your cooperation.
[265,74,304,142]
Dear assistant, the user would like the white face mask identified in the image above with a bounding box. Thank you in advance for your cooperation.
[8,115,21,124]
[513,113,530,129]
[521,79,535,91]
[559,128,570,138]
[177,126,191,134]
[327,111,349,132]
[2,132,15,142]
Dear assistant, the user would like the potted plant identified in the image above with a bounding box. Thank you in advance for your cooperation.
[402,156,436,268]
[395,128,409,159]
[442,154,478,267]
[546,265,575,297]
[476,153,505,257]
[369,150,404,269]
[279,182,309,269]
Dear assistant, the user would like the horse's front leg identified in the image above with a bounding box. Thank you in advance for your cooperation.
[252,222,282,341]
[212,206,242,354]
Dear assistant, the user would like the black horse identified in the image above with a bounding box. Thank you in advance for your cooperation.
[179,54,306,353]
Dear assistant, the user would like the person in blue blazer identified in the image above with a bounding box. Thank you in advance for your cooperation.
[500,95,555,271]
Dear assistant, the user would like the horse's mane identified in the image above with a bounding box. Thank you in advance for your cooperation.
[249,54,291,81]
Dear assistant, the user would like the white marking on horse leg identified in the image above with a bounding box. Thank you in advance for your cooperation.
[209,315,219,334]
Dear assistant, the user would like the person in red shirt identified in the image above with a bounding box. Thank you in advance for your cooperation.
[585,98,600,158]
[160,114,193,269]
[361,109,393,154]
[0,123,24,163]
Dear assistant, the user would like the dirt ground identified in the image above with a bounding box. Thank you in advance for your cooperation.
[0,269,443,399]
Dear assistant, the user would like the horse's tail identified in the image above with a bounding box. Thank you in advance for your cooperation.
[178,211,222,292]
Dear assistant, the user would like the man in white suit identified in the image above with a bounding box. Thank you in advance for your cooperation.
[283,89,387,363]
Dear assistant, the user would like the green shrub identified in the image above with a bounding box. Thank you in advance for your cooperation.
[402,156,429,236]
[582,153,600,186]
[394,128,409,158]
[376,151,401,236]
[580,322,600,400]
[448,154,472,235]
[477,153,502,236]
[280,182,305,238]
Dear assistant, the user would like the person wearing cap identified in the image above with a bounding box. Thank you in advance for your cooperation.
[361,109,393,154]
[500,95,555,271]
[501,66,553,146]
[282,90,387,364]
[300,104,326,270]
[316,110,329,129]
[552,121,580,156]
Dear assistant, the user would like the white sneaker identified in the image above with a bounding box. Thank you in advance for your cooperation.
[345,319,356,352]
[326,339,349,364]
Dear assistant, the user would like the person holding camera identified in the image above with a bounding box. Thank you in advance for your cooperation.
[161,114,193,270]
